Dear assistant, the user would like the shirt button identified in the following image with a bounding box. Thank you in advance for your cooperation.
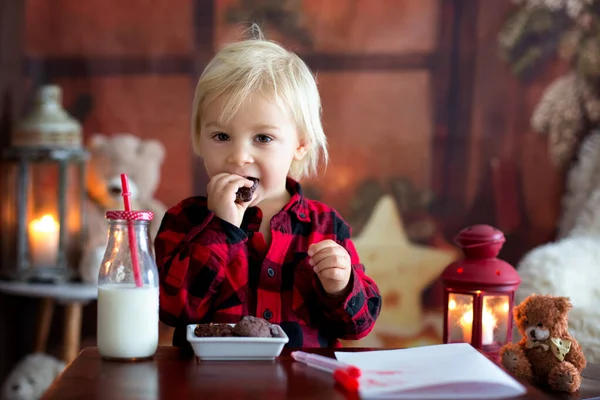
[299,212,306,218]
[267,268,275,277]
[357,318,365,327]
[263,309,273,320]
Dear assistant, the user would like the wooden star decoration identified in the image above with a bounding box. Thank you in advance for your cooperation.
[348,195,458,346]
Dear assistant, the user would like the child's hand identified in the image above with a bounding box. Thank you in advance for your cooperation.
[207,173,255,227]
[308,240,352,296]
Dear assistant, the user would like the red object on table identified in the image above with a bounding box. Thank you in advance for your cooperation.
[441,225,521,360]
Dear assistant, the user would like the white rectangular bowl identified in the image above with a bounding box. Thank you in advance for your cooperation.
[186,323,289,361]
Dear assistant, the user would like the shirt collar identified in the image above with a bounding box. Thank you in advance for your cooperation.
[283,177,311,222]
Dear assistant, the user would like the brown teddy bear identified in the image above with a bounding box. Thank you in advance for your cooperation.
[500,294,587,393]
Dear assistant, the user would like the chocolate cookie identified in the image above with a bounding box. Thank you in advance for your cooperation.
[235,177,259,203]
[232,316,272,337]
[194,323,234,337]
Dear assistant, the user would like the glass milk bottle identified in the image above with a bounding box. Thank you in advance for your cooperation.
[97,210,159,360]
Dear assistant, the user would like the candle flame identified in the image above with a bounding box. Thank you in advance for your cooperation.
[448,299,457,310]
[461,310,473,325]
[30,214,59,233]
[459,305,497,329]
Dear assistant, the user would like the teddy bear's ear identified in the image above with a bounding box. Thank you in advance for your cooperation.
[139,139,165,164]
[555,296,572,314]
[513,305,524,321]
[88,134,107,152]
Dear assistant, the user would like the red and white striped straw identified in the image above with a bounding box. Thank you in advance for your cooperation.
[120,173,143,287]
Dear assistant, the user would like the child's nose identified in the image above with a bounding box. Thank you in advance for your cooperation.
[227,143,253,165]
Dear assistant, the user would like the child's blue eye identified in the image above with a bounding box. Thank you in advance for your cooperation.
[255,134,272,143]
[213,133,229,141]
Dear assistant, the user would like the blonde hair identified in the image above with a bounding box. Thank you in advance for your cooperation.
[191,27,328,180]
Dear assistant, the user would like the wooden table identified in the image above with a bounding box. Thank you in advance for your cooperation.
[42,346,600,399]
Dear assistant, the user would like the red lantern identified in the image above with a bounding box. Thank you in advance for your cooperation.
[441,225,521,360]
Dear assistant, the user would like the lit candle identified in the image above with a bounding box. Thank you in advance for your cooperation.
[29,214,59,266]
[459,305,497,345]
[482,307,497,345]
[460,309,473,343]
[459,311,473,343]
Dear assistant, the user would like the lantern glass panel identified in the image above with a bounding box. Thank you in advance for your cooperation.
[483,294,511,346]
[28,162,61,268]
[447,293,474,343]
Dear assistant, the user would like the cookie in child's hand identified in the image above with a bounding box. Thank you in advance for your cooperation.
[235,177,259,203]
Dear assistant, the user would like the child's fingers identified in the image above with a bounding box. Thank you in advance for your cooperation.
[212,175,250,198]
[207,173,235,194]
[312,255,338,272]
[312,252,350,273]
[241,177,255,187]
[307,239,337,256]
[315,265,348,281]
[309,246,347,267]
[208,173,254,195]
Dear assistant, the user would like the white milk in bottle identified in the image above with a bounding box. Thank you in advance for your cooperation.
[97,210,159,360]
[97,284,158,358]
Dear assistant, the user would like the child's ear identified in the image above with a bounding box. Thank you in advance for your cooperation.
[294,137,309,161]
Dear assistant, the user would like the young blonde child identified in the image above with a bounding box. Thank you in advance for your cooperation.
[155,28,381,347]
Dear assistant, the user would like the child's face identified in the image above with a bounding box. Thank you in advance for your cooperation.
[199,94,307,206]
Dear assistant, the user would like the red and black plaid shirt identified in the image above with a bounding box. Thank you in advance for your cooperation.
[155,178,381,347]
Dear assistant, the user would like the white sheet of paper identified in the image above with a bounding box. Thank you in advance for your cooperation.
[335,343,527,399]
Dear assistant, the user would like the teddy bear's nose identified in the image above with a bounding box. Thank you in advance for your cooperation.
[530,330,537,339]
[12,384,20,391]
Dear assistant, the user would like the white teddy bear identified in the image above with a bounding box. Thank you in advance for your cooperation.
[79,133,167,284]
[1,353,65,400]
